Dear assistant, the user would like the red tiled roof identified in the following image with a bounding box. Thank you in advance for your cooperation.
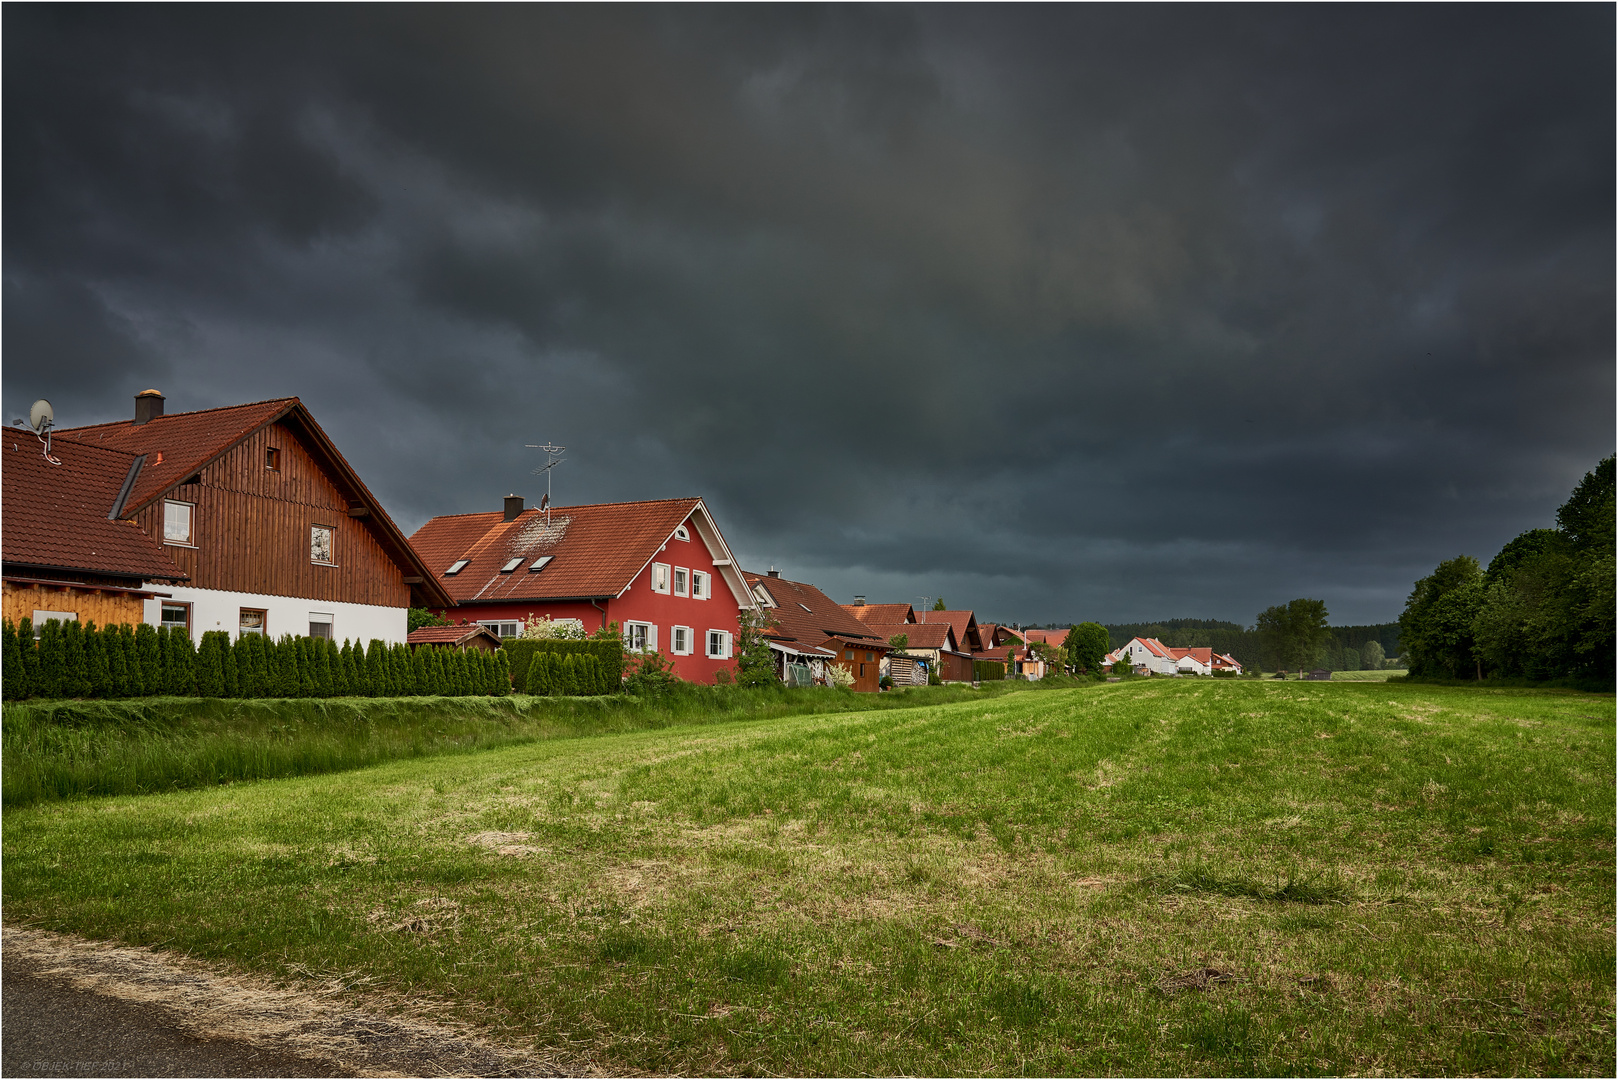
[920,610,980,650]
[55,396,449,606]
[744,572,887,655]
[1169,647,1213,664]
[1020,628,1067,646]
[407,624,502,647]
[861,621,957,651]
[55,398,300,512]
[974,644,1016,662]
[843,602,915,625]
[411,498,709,604]
[2,436,188,583]
[1135,637,1175,659]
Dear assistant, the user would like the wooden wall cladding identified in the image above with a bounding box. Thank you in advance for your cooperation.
[3,582,148,628]
[129,422,409,606]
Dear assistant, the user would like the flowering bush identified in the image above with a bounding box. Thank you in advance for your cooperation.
[520,615,586,640]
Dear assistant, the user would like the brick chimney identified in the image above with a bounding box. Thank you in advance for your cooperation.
[767,567,780,578]
[503,494,524,522]
[853,595,865,606]
[134,389,164,425]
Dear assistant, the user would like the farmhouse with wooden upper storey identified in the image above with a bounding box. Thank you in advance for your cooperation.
[744,569,890,691]
[50,390,449,644]
[2,430,190,630]
[408,495,754,684]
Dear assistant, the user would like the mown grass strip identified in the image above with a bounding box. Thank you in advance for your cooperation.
[0,679,1062,806]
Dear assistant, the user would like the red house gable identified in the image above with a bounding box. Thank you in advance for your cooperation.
[409,496,754,684]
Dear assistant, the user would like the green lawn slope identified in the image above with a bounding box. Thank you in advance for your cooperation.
[4,680,1612,1075]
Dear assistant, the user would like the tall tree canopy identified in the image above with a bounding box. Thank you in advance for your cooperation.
[1255,599,1331,673]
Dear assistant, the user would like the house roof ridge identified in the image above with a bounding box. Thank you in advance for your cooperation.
[53,396,302,434]
[418,496,703,524]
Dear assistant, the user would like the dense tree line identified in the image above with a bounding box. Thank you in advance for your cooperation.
[1401,457,1614,683]
[1,618,511,701]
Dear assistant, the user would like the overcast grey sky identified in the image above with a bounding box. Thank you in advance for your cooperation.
[5,6,1612,626]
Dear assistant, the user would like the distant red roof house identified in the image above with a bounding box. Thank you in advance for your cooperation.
[921,610,983,652]
[1020,628,1067,647]
[842,601,916,626]
[409,496,753,684]
[3,433,189,630]
[744,571,889,691]
[861,620,976,683]
[52,390,446,646]
[1108,637,1241,676]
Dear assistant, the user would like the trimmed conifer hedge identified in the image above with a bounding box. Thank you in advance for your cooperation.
[503,638,623,695]
[1,618,513,702]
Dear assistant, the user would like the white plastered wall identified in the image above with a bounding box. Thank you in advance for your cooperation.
[143,585,408,646]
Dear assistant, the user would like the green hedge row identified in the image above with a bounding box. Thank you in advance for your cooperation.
[522,651,616,696]
[502,638,624,693]
[1,617,511,701]
[973,659,1006,681]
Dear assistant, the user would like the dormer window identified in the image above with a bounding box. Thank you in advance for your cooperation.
[674,525,690,541]
[752,583,776,607]
[445,559,470,576]
[528,555,554,572]
[499,557,523,573]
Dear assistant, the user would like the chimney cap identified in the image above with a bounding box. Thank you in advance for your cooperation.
[136,388,164,398]
[853,595,866,605]
[767,566,780,578]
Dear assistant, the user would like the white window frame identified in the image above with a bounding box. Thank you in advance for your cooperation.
[673,525,690,541]
[673,567,689,597]
[671,625,694,655]
[650,562,671,594]
[477,619,521,639]
[624,621,656,652]
[32,610,78,637]
[691,570,709,600]
[163,499,195,546]
[309,612,334,639]
[706,629,732,659]
[311,524,335,566]
[239,608,267,637]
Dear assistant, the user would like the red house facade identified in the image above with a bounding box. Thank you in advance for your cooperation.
[408,496,754,684]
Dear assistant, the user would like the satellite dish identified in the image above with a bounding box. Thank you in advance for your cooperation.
[28,399,53,434]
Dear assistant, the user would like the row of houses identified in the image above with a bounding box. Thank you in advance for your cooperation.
[0,392,977,690]
[5,390,1240,692]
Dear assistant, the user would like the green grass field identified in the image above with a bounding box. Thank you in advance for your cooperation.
[5,680,1613,1075]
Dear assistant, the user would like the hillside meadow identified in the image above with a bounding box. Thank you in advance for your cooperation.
[4,679,1613,1076]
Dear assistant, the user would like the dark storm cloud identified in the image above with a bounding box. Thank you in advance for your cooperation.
[5,6,1611,624]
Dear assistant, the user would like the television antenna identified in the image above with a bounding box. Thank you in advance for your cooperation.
[13,399,60,465]
[917,596,931,622]
[524,441,565,526]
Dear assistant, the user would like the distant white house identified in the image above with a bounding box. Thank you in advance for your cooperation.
[1107,637,1242,676]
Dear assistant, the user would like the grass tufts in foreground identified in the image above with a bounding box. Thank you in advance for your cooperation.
[4,679,1613,1075]
[2,681,1039,807]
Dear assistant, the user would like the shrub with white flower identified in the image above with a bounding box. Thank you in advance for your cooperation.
[520,616,586,640]
[826,662,856,689]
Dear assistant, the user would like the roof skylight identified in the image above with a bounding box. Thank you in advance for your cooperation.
[528,555,554,572]
[445,559,470,576]
[798,603,813,612]
[499,557,524,573]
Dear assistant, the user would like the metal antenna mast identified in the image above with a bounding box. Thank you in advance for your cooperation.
[524,442,566,526]
[917,596,931,622]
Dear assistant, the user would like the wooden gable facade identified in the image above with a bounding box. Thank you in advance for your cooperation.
[127,419,414,609]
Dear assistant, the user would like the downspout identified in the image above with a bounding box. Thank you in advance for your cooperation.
[590,598,608,633]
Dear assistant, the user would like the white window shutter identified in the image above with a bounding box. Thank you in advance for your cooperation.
[648,624,658,652]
